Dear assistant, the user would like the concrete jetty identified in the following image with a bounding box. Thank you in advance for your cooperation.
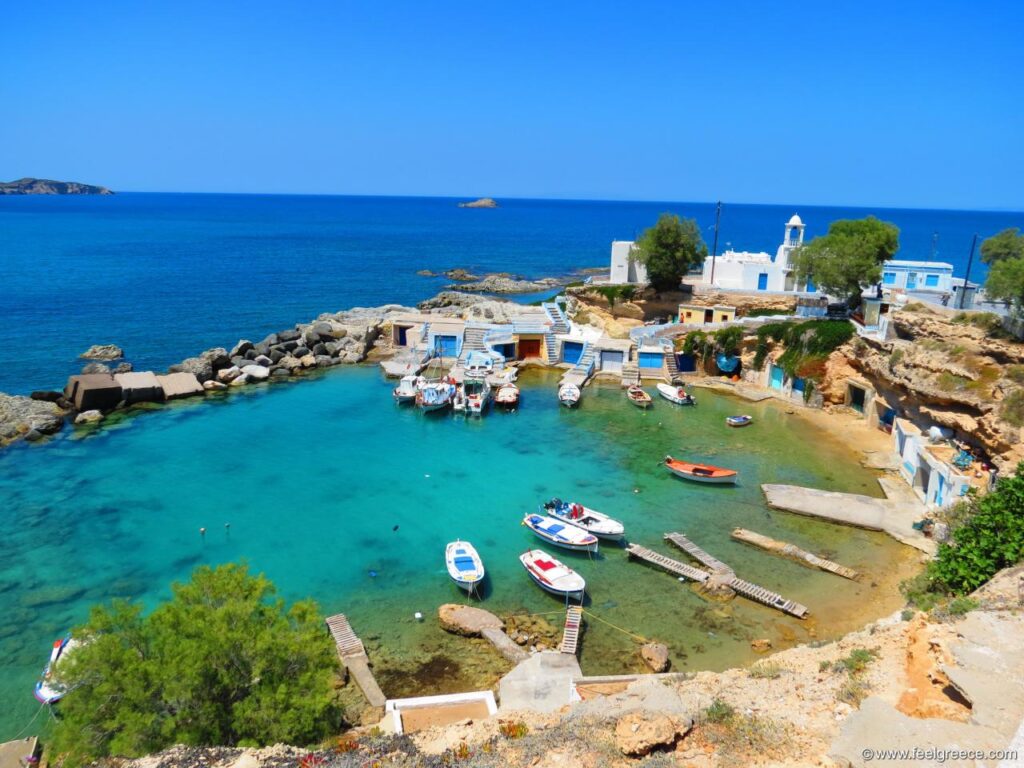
[325,613,386,712]
[437,603,527,663]
[762,482,935,555]
[731,527,860,580]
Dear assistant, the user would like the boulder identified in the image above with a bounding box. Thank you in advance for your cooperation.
[614,712,691,757]
[269,368,290,379]
[315,355,337,368]
[79,344,124,360]
[293,346,310,358]
[230,356,248,369]
[230,339,254,357]
[229,374,250,387]
[280,340,299,352]
[640,642,671,673]
[81,362,111,374]
[342,351,363,364]
[203,379,227,391]
[299,354,317,369]
[260,333,279,347]
[201,347,231,370]
[216,366,241,383]
[74,409,104,424]
[169,356,213,383]
[64,374,122,411]
[269,349,285,364]
[253,354,273,367]
[241,365,270,381]
[438,604,503,637]
[277,329,301,343]
[29,391,64,403]
[252,343,269,357]
[312,321,333,338]
[751,638,773,652]
[155,372,204,400]
[0,393,65,444]
[113,362,133,374]
[312,342,328,356]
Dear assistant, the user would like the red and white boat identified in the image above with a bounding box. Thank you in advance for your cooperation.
[495,383,520,409]
[519,549,586,600]
[664,455,738,484]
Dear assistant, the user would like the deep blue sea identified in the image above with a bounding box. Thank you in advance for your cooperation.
[1,193,1019,394]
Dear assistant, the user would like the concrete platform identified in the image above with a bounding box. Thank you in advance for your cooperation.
[0,738,37,768]
[498,651,582,713]
[156,372,204,400]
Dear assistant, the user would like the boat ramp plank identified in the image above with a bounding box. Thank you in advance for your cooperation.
[664,532,733,574]
[726,576,809,619]
[731,528,860,581]
[325,613,386,710]
[624,544,710,583]
[559,607,583,656]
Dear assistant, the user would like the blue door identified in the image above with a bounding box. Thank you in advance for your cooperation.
[769,365,784,390]
[935,473,945,506]
[638,352,663,369]
[805,276,816,293]
[562,342,584,365]
[792,376,805,395]
[757,273,769,291]
[435,335,458,357]
[907,272,918,290]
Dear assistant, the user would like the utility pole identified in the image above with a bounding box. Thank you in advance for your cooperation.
[709,201,722,286]
[959,233,977,310]
[930,231,939,260]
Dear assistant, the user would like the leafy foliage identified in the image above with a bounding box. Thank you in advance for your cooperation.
[1000,390,1024,427]
[980,227,1024,265]
[790,216,900,305]
[53,564,342,764]
[592,284,636,306]
[633,213,708,292]
[682,326,744,370]
[985,254,1024,315]
[751,320,854,382]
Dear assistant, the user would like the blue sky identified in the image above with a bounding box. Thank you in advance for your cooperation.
[2,1,1022,209]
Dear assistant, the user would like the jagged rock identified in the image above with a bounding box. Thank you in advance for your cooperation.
[74,409,104,425]
[453,274,563,294]
[640,642,671,672]
[230,340,254,357]
[417,291,491,311]
[81,362,111,374]
[614,712,691,756]
[277,329,301,343]
[253,354,273,367]
[113,362,133,374]
[217,366,241,383]
[29,391,63,403]
[438,604,503,636]
[79,344,124,360]
[0,393,65,444]
[751,638,773,652]
[457,197,497,208]
[241,365,270,381]
[169,356,213,383]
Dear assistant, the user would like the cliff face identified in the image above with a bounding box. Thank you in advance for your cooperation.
[0,177,113,195]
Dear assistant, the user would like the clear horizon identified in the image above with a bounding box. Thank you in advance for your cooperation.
[4,1,1023,210]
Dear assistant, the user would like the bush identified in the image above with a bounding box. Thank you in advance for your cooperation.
[948,596,978,616]
[834,648,877,675]
[752,320,854,381]
[952,311,1003,333]
[1006,365,1024,385]
[1001,390,1024,427]
[749,661,784,680]
[593,285,636,307]
[704,698,736,724]
[744,307,793,318]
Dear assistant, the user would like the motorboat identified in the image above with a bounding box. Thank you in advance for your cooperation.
[465,377,492,415]
[445,540,485,595]
[393,374,420,404]
[495,382,520,409]
[464,350,494,378]
[416,379,456,412]
[626,385,652,409]
[519,549,585,600]
[664,455,738,484]
[726,415,753,428]
[522,513,598,552]
[542,498,624,540]
[558,383,581,408]
[656,382,696,406]
[34,635,78,704]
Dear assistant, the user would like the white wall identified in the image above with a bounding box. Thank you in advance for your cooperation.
[610,241,648,284]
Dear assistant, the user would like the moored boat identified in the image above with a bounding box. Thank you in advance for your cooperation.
[626,385,652,409]
[523,513,598,552]
[558,383,581,408]
[445,540,485,595]
[34,635,78,704]
[519,549,586,600]
[495,382,520,409]
[664,455,738,484]
[656,382,696,406]
[393,374,420,404]
[542,498,625,540]
[726,414,753,428]
[465,377,492,415]
[416,379,456,412]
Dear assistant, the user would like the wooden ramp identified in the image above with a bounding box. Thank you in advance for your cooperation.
[726,577,809,619]
[625,543,710,583]
[325,613,386,710]
[560,607,583,655]
[731,528,860,580]
[664,532,733,574]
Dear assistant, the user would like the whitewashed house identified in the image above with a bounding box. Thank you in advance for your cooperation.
[882,261,954,293]
[700,215,812,292]
[609,241,648,284]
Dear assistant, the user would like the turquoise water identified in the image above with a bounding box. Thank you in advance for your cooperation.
[0,367,918,737]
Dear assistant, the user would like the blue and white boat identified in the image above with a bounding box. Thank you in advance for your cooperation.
[522,513,598,553]
[726,414,753,428]
[34,635,78,704]
[445,540,485,594]
[519,549,586,600]
[542,498,625,540]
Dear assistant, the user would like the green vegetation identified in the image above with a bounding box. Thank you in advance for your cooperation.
[1006,365,1024,385]
[888,348,904,369]
[790,216,900,307]
[701,705,789,761]
[936,372,971,392]
[1001,390,1024,427]
[53,564,341,765]
[751,320,855,386]
[833,648,878,675]
[704,698,736,724]
[632,213,708,292]
[683,325,744,369]
[952,311,1003,333]
[592,284,636,306]
[748,661,784,680]
[982,229,1024,317]
[980,227,1024,265]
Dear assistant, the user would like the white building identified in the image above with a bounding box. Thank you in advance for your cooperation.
[881,261,954,293]
[700,215,812,292]
[609,240,648,284]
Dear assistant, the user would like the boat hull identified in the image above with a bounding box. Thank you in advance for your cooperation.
[726,416,753,427]
[666,467,737,484]
[544,500,625,540]
[656,383,696,405]
[664,456,738,484]
[446,541,485,595]
[525,570,583,600]
[523,514,599,552]
[519,550,586,600]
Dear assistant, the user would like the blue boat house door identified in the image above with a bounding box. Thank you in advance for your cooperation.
[757,272,768,291]
[907,272,918,290]
[562,341,584,365]
[435,335,458,357]
[769,364,785,390]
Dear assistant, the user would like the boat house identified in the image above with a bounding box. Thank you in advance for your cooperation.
[892,418,974,509]
[678,303,736,325]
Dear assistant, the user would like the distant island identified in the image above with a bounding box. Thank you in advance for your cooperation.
[458,197,497,208]
[0,177,114,195]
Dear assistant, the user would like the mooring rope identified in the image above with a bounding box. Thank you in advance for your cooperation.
[580,608,649,643]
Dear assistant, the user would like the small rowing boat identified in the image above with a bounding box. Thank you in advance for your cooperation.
[445,540,485,595]
[558,383,581,408]
[393,374,420,404]
[626,385,652,409]
[523,513,599,552]
[543,498,625,540]
[726,414,753,428]
[519,549,586,600]
[664,455,738,484]
[34,635,78,704]
[495,383,520,409]
[656,382,696,406]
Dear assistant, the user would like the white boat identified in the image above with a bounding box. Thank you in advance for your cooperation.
[464,350,494,378]
[726,414,753,427]
[523,513,598,552]
[519,549,586,600]
[656,382,696,406]
[495,383,520,409]
[452,385,467,413]
[558,383,581,408]
[416,379,456,412]
[542,498,625,540]
[445,540,485,594]
[393,374,420,404]
[34,635,78,704]
[465,378,492,415]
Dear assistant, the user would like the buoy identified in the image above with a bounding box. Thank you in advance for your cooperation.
[414,611,423,621]
[633,488,640,494]
[199,527,206,537]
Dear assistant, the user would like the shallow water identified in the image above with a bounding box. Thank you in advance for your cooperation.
[0,367,919,737]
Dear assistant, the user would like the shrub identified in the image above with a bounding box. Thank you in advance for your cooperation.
[744,307,793,318]
[952,311,1003,332]
[752,320,854,381]
[889,348,904,369]
[498,721,529,739]
[838,678,871,706]
[834,648,878,674]
[704,698,736,724]
[1001,390,1024,427]
[948,596,978,616]
[749,661,784,680]
[1006,365,1024,385]
[937,372,971,392]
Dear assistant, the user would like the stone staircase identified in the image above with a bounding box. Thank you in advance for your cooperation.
[542,302,570,335]
[575,343,596,375]
[620,361,640,387]
[663,341,680,380]
[458,325,488,361]
[544,333,559,364]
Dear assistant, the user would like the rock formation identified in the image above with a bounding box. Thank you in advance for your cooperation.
[80,344,124,360]
[1,177,113,195]
[457,197,497,208]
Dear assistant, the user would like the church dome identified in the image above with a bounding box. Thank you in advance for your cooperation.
[787,214,804,227]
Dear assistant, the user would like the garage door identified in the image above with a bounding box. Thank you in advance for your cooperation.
[562,341,584,365]
[638,351,663,370]
[601,350,624,373]
[435,335,458,357]
[769,365,784,390]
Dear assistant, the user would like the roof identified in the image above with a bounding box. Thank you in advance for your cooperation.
[787,214,804,227]
[883,260,954,270]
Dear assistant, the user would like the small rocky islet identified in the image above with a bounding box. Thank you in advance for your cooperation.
[0,177,113,195]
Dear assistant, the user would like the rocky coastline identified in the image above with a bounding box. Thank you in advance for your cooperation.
[0,177,113,195]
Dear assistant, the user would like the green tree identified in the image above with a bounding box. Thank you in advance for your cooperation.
[53,564,342,765]
[980,227,1024,265]
[790,216,900,306]
[633,213,708,292]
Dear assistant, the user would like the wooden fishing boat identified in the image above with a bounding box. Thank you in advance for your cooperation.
[445,540,485,595]
[542,498,625,540]
[656,382,696,406]
[626,385,652,409]
[393,374,420,404]
[558,383,581,408]
[34,635,78,704]
[495,383,520,409]
[664,455,738,484]
[519,549,586,600]
[726,415,753,428]
[416,380,456,412]
[523,513,598,552]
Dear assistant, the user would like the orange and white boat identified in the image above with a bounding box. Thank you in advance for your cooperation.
[664,455,738,484]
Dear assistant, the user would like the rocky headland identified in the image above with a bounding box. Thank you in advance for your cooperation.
[457,197,498,208]
[0,177,113,195]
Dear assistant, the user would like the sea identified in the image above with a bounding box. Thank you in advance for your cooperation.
[0,194,1019,739]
